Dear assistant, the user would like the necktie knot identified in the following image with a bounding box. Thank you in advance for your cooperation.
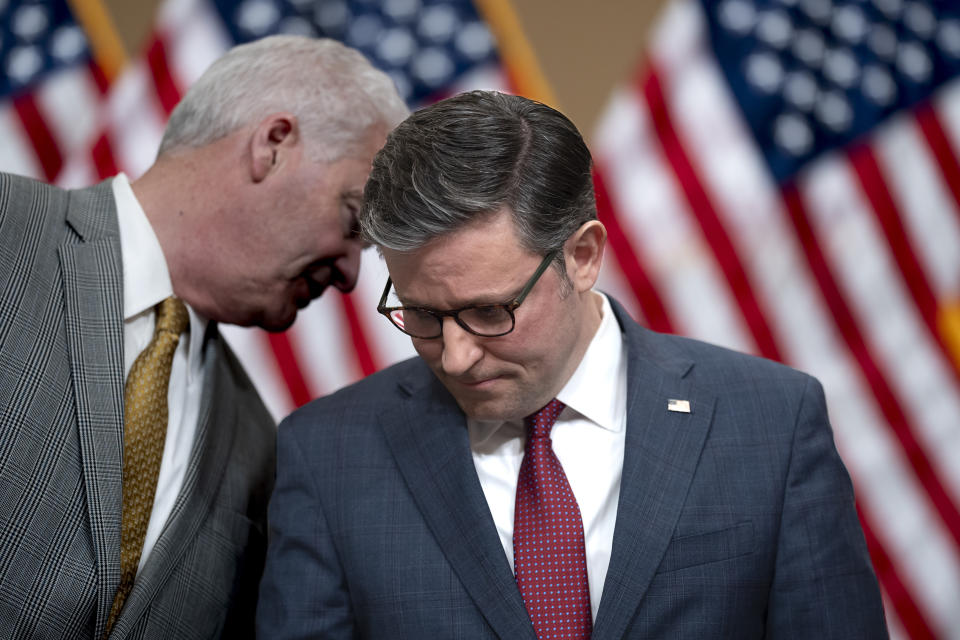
[524,398,565,441]
[155,296,189,336]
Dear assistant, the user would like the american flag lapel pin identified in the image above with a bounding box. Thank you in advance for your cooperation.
[667,399,691,413]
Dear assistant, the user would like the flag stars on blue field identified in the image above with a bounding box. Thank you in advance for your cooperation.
[217,0,498,105]
[705,0,960,182]
[0,0,90,96]
[383,0,421,23]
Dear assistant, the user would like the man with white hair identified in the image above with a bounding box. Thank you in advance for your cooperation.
[0,35,407,638]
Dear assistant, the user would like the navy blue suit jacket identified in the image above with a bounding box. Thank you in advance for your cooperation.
[257,299,887,638]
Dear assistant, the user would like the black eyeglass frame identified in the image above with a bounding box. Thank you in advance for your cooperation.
[377,250,560,339]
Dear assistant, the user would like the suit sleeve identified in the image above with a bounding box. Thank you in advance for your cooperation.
[257,414,355,639]
[765,376,888,638]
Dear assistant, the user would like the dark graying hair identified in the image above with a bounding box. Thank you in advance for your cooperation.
[158,36,408,163]
[360,91,596,265]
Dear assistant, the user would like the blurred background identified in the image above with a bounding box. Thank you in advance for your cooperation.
[96,0,665,137]
[1,0,958,637]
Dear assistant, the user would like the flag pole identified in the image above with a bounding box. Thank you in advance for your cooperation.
[66,0,129,83]
[472,0,560,109]
[943,303,960,369]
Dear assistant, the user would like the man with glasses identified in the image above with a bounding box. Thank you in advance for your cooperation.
[258,91,886,638]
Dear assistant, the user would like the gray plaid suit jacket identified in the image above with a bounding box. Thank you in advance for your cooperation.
[0,172,276,639]
[258,296,887,638]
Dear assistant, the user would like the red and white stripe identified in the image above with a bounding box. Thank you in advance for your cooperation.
[0,59,107,183]
[592,1,960,637]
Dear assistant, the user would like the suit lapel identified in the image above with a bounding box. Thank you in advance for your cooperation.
[380,374,536,640]
[58,182,126,639]
[115,332,237,630]
[591,303,716,640]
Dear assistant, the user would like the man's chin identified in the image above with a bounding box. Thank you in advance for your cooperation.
[445,383,557,422]
[261,318,296,333]
[447,389,523,422]
[258,305,299,332]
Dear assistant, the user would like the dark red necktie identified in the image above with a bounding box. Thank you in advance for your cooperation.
[513,398,592,640]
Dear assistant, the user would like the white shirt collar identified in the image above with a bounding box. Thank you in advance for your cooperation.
[113,172,173,321]
[113,173,209,369]
[556,292,626,433]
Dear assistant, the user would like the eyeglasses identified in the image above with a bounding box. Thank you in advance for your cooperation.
[377,250,559,339]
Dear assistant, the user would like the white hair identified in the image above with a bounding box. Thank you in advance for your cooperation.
[158,35,409,162]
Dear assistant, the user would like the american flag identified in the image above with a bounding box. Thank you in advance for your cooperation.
[593,0,960,637]
[0,0,108,182]
[1,0,958,637]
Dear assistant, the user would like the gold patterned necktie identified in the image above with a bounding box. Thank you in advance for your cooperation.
[105,296,189,636]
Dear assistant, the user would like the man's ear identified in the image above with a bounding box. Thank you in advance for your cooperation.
[250,112,299,183]
[564,220,607,293]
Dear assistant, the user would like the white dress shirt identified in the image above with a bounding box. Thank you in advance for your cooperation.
[113,173,208,572]
[468,292,628,621]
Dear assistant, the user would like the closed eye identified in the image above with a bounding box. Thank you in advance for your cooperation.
[343,203,361,239]
[470,305,507,319]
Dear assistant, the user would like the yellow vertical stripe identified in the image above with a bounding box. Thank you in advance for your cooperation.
[940,302,960,370]
[473,0,560,109]
[66,0,128,82]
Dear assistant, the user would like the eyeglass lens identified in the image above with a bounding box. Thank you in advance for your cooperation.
[389,305,514,338]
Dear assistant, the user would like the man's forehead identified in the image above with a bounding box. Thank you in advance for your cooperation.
[381,243,474,291]
[382,241,538,308]
[381,220,510,273]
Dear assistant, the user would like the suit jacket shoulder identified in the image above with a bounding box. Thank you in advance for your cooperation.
[615,298,809,386]
[283,356,432,431]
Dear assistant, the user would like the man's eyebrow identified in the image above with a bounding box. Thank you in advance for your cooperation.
[341,192,364,237]
[395,288,524,310]
[341,189,363,203]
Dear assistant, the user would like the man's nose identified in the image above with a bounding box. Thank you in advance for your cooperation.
[332,240,364,293]
[440,317,483,377]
